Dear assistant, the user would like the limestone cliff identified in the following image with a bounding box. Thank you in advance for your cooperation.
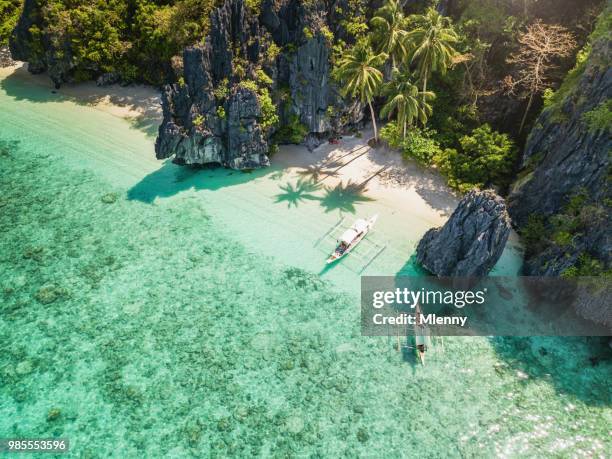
[507,12,611,276]
[416,190,512,276]
[155,0,363,169]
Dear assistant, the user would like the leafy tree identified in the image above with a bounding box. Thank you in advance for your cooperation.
[406,7,459,101]
[333,41,387,142]
[380,68,434,138]
[370,0,408,69]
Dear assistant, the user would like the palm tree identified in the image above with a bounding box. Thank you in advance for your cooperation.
[406,7,459,101]
[370,0,409,69]
[334,42,387,142]
[380,69,435,139]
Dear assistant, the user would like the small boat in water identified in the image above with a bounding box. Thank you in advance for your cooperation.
[326,215,378,264]
[414,303,431,365]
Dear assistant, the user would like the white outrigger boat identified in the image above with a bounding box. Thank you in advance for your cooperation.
[326,215,378,264]
[414,302,431,365]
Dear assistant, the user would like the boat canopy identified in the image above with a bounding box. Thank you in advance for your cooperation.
[340,228,359,244]
[353,219,368,233]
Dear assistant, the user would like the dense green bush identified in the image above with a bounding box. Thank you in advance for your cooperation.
[273,114,309,144]
[5,0,219,84]
[433,124,517,192]
[380,123,442,164]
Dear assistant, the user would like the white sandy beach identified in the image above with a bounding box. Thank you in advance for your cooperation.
[2,63,459,231]
[0,63,162,122]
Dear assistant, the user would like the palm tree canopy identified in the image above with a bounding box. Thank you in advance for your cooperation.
[406,7,459,79]
[333,42,387,104]
[370,0,409,66]
[380,69,435,126]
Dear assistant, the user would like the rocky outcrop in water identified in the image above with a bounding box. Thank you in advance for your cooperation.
[155,0,363,169]
[507,19,611,276]
[416,190,512,276]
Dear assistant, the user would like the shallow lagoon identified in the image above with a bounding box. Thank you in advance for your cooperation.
[0,72,610,457]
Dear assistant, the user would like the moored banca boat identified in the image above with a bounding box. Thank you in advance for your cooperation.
[414,302,431,365]
[326,215,378,264]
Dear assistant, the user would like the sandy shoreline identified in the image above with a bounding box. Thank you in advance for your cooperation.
[0,63,163,124]
[1,63,458,228]
[273,132,459,227]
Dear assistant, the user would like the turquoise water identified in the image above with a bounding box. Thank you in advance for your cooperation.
[1,71,610,457]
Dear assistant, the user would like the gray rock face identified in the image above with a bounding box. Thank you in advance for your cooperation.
[416,190,512,276]
[508,32,611,275]
[155,0,271,169]
[155,0,363,169]
[0,45,16,68]
[289,35,331,133]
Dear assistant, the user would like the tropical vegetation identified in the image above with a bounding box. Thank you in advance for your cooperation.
[333,40,386,142]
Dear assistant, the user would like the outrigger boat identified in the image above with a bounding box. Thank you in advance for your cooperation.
[326,215,378,264]
[414,303,431,365]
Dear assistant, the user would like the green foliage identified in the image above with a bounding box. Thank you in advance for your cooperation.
[520,214,548,256]
[216,106,226,120]
[265,42,280,64]
[255,68,273,86]
[562,253,610,278]
[320,25,334,46]
[380,123,442,164]
[273,114,309,144]
[13,0,221,84]
[543,9,611,116]
[582,100,612,133]
[332,39,386,104]
[406,8,459,91]
[370,0,408,68]
[238,79,279,132]
[552,231,573,246]
[433,124,517,192]
[212,78,229,100]
[244,0,261,13]
[380,69,435,137]
[338,0,369,39]
[302,26,314,40]
[238,79,258,93]
[192,114,205,127]
[0,0,20,45]
[257,87,278,131]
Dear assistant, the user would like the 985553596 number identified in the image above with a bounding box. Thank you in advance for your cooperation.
[0,438,69,453]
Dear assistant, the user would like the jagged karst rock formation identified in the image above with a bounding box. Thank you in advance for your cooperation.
[155,0,363,169]
[9,0,364,167]
[0,46,15,68]
[416,190,512,276]
[508,21,611,276]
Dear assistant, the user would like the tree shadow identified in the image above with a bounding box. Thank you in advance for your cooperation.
[274,179,322,208]
[364,145,458,216]
[127,160,270,203]
[319,180,374,214]
[296,164,339,182]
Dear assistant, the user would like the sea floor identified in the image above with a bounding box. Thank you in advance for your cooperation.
[0,70,610,457]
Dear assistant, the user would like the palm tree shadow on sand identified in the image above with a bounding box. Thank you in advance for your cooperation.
[274,179,322,208]
[296,164,340,182]
[319,180,374,213]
